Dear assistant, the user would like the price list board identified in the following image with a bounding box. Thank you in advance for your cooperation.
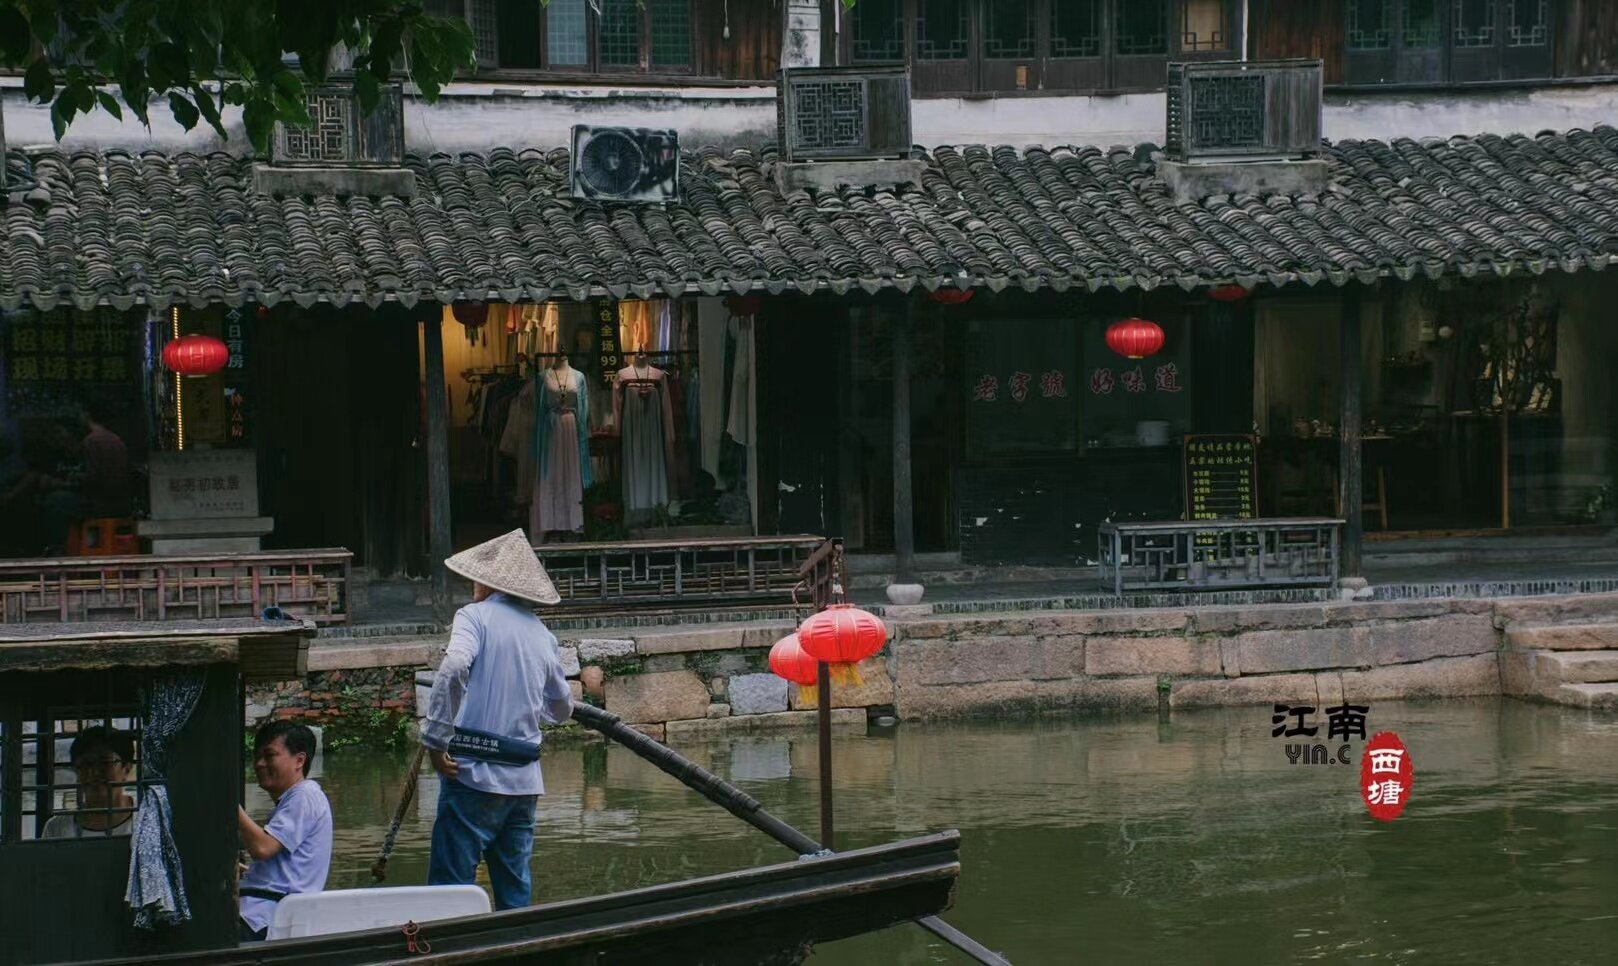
[1184,435,1258,547]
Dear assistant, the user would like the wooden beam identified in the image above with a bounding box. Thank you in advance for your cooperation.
[422,310,454,619]
[892,300,916,584]
[1338,284,1364,578]
[0,637,238,673]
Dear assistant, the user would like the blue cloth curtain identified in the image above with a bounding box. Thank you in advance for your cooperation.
[125,669,206,930]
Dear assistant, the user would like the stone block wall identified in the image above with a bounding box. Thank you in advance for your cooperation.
[245,592,1618,732]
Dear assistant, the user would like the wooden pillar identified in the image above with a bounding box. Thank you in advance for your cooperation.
[892,300,916,584]
[1338,285,1364,578]
[422,311,454,619]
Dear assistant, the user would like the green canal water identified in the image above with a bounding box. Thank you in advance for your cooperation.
[260,699,1618,964]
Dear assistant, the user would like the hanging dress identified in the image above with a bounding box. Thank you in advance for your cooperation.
[530,367,591,538]
[615,366,676,522]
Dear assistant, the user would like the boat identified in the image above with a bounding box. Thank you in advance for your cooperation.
[0,617,973,966]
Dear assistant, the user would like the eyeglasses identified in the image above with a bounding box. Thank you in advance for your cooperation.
[72,757,128,774]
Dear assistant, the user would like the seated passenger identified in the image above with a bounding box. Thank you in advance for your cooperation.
[41,726,136,839]
[236,721,333,942]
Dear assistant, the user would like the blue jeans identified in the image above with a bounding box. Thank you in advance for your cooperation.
[427,777,538,911]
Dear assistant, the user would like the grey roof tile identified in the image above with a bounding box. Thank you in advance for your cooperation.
[9,127,1618,311]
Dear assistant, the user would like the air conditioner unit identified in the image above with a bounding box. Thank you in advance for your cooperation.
[270,84,405,167]
[1165,59,1323,163]
[570,126,680,204]
[777,65,912,164]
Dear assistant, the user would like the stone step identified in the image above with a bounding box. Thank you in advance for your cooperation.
[1506,621,1618,651]
[1537,649,1618,684]
[1555,682,1618,710]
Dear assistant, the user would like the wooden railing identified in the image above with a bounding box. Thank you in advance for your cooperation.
[1097,518,1342,595]
[532,535,828,613]
[0,550,352,625]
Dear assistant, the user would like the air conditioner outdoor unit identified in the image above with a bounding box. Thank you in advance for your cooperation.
[270,84,405,167]
[570,126,680,204]
[1165,59,1323,163]
[777,65,912,164]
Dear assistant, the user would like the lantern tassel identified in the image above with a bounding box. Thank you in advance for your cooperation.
[828,663,864,688]
[795,683,818,707]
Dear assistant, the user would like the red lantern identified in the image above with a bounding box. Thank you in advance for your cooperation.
[928,288,975,305]
[452,302,489,328]
[798,603,887,685]
[726,295,762,317]
[1209,284,1250,302]
[161,335,229,376]
[1104,318,1165,360]
[769,633,821,705]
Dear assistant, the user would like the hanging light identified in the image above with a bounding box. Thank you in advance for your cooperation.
[927,287,974,305]
[452,302,489,328]
[161,334,229,376]
[1105,318,1165,360]
[797,603,888,685]
[1209,284,1250,302]
[768,633,820,706]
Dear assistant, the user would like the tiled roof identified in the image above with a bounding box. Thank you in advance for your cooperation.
[6,125,1618,312]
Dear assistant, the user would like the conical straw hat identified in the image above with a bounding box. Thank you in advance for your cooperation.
[444,529,560,605]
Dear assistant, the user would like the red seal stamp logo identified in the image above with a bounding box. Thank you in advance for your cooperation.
[1360,731,1413,821]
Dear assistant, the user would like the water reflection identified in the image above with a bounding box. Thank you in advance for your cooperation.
[287,699,1618,964]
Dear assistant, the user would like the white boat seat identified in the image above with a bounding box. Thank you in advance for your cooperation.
[266,885,491,940]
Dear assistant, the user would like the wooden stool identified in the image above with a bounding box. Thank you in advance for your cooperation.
[1334,467,1389,530]
[68,518,140,556]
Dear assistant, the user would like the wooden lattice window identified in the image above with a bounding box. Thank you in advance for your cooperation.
[1344,0,1551,84]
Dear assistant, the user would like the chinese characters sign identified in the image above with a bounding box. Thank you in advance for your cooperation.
[1184,435,1257,522]
[1360,731,1413,821]
[6,307,131,387]
[592,299,622,380]
[148,451,260,519]
[1087,363,1183,395]
[963,318,1080,455]
[1272,702,1371,766]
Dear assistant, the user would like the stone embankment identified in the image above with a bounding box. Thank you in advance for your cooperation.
[248,591,1618,732]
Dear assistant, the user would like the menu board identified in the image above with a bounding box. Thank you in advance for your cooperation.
[1184,434,1257,521]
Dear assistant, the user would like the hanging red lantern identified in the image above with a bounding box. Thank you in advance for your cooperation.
[928,287,975,305]
[797,603,887,685]
[452,302,489,328]
[1104,318,1165,360]
[768,633,821,706]
[161,335,229,376]
[1209,284,1250,302]
[725,294,762,317]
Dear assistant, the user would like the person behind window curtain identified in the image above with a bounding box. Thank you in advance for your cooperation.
[42,726,136,839]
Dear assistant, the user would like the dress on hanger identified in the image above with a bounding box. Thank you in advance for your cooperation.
[531,367,592,538]
[614,364,676,521]
[499,377,537,509]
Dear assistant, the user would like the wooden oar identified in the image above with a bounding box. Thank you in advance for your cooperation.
[571,702,1011,966]
[371,744,428,882]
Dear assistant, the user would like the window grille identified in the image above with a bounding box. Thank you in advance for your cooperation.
[983,0,1036,59]
[1348,0,1393,50]
[852,0,906,61]
[1453,0,1496,48]
[1050,0,1102,58]
[599,0,641,67]
[916,0,970,61]
[1507,0,1547,47]
[1117,1,1169,56]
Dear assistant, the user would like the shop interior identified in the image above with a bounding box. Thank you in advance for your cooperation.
[1255,275,1618,533]
[429,296,758,550]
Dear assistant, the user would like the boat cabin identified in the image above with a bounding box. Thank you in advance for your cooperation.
[0,618,313,965]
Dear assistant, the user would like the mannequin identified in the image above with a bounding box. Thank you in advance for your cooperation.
[498,355,536,518]
[531,354,591,541]
[614,351,676,523]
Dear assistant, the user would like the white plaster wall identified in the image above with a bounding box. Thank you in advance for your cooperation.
[5,75,1618,156]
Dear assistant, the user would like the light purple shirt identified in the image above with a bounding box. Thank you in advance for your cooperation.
[239,778,332,932]
[421,593,574,796]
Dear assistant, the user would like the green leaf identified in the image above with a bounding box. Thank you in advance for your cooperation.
[242,97,276,155]
[192,85,224,137]
[168,91,201,131]
[97,90,124,120]
[50,93,76,141]
[24,59,56,104]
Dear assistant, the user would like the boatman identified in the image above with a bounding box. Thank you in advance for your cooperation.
[421,529,575,910]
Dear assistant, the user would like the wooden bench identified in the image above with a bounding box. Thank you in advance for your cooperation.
[1097,518,1343,595]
